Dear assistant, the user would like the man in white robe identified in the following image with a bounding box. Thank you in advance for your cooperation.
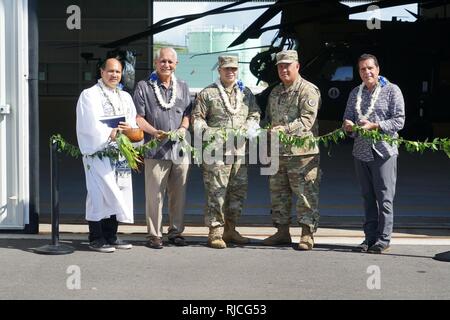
[76,57,137,253]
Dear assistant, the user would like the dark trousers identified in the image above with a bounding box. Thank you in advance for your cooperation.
[354,153,397,246]
[88,215,118,243]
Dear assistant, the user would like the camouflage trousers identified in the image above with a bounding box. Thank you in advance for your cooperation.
[269,154,321,233]
[201,160,247,227]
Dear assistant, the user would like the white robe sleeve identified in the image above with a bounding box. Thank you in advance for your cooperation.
[76,88,113,155]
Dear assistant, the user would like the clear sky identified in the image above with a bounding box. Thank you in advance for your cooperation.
[153,1,418,46]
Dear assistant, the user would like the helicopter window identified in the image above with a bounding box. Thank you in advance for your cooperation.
[331,66,353,81]
[320,60,353,82]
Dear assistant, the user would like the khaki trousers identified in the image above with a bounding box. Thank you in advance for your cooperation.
[144,158,189,238]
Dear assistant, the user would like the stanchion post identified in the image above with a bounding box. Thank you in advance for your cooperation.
[51,141,59,245]
[33,137,74,255]
[433,251,450,262]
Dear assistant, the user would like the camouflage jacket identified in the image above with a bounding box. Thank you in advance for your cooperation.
[192,82,260,156]
[267,76,321,156]
[192,82,260,129]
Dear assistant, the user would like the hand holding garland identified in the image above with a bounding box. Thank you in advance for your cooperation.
[51,124,450,171]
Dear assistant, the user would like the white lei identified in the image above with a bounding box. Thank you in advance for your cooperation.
[215,79,243,115]
[150,73,178,110]
[355,82,382,120]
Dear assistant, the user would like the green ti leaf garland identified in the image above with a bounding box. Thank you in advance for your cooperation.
[51,125,450,170]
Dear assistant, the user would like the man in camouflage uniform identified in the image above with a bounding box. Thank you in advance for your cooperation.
[191,55,260,249]
[263,50,321,250]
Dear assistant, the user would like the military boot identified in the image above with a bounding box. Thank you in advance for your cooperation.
[298,224,314,250]
[262,225,291,246]
[223,220,250,244]
[207,227,226,249]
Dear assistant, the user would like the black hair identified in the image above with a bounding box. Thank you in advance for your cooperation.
[358,53,379,67]
[99,56,124,71]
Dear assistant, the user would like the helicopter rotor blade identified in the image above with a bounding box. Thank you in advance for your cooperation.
[152,3,273,28]
[68,0,445,50]
[101,0,250,48]
[405,8,420,19]
[227,0,315,48]
[227,0,357,48]
[229,0,440,42]
[189,45,273,59]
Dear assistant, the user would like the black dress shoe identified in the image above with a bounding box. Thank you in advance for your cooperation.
[368,243,390,254]
[355,240,370,252]
[147,237,163,249]
[168,236,187,246]
[354,240,376,252]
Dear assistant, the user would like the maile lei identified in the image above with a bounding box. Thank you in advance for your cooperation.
[52,125,450,169]
[149,71,177,110]
[97,79,129,116]
[355,76,387,120]
[215,79,244,115]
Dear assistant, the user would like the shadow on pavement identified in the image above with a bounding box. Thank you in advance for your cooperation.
[313,243,438,259]
[0,238,443,260]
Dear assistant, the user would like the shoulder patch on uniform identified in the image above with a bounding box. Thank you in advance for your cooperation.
[307,99,317,107]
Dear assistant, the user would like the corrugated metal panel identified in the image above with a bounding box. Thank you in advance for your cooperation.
[0,0,29,230]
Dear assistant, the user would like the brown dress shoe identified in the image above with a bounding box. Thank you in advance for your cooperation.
[147,237,163,249]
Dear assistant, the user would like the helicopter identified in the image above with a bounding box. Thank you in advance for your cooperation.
[65,0,450,139]
[75,0,275,92]
[227,0,450,139]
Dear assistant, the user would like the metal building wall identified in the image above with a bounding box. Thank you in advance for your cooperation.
[0,0,30,230]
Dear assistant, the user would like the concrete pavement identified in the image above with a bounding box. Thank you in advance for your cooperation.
[0,223,449,300]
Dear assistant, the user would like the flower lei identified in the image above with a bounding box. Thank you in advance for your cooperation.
[215,79,244,115]
[148,71,177,110]
[355,76,387,121]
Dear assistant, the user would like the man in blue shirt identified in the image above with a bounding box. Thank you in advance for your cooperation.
[343,53,405,254]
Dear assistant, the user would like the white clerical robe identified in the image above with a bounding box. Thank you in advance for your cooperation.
[76,82,137,223]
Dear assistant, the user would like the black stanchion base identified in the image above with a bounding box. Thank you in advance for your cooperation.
[433,251,450,262]
[33,244,75,255]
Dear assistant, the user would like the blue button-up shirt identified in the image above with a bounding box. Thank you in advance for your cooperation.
[343,80,405,162]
